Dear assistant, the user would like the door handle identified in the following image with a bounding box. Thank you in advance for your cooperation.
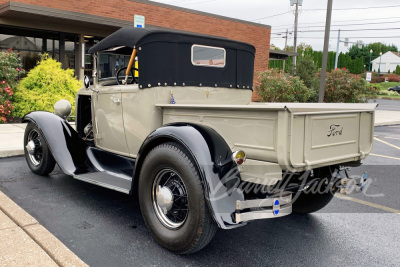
[111,94,121,105]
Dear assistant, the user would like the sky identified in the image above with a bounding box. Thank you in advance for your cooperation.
[151,0,400,53]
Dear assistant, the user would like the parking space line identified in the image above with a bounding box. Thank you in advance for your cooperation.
[374,137,400,151]
[370,153,400,161]
[335,194,400,215]
[374,135,400,141]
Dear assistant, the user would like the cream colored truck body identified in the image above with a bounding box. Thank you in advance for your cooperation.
[83,85,376,186]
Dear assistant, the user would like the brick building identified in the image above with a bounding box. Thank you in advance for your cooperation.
[0,0,271,99]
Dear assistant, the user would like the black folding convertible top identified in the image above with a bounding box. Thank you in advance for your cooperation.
[89,27,255,90]
[89,27,255,54]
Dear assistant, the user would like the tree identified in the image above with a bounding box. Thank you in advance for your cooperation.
[296,55,318,101]
[395,65,400,75]
[348,42,398,71]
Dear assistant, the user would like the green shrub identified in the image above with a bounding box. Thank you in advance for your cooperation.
[256,69,313,102]
[395,65,400,75]
[13,54,81,118]
[324,68,377,103]
[0,49,25,123]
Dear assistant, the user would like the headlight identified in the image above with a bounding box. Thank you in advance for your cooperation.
[54,99,72,120]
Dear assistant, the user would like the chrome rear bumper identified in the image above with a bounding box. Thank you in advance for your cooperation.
[235,192,292,223]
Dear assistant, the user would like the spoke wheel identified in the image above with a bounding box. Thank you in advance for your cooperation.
[139,142,217,254]
[24,122,56,176]
[152,169,188,229]
[27,129,43,166]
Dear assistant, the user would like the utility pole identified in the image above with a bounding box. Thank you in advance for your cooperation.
[282,29,289,73]
[292,1,299,69]
[318,0,333,103]
[334,29,340,69]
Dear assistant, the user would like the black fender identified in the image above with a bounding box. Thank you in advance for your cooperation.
[132,123,245,229]
[23,111,89,175]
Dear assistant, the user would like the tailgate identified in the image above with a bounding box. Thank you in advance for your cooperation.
[288,109,375,170]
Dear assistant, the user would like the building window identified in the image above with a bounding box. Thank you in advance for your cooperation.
[0,26,79,75]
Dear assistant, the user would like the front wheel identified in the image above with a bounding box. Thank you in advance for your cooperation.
[139,142,217,254]
[24,122,56,175]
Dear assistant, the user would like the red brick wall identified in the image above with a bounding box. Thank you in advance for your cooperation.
[1,0,270,100]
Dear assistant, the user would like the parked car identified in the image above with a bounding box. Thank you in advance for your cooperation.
[23,27,376,254]
[388,85,400,93]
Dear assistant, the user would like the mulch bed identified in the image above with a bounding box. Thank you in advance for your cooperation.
[5,116,22,123]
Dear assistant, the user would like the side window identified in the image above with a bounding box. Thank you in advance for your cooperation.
[191,45,226,68]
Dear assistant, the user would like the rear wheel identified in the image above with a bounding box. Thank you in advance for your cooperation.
[139,142,217,254]
[292,167,336,214]
[24,122,56,175]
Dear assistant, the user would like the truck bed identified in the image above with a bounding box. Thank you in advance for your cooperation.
[157,103,377,173]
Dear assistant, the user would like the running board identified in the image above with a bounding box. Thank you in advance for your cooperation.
[72,147,135,194]
[235,192,292,223]
[73,172,131,194]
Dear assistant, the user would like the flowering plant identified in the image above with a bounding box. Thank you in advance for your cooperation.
[324,68,377,103]
[256,68,312,102]
[0,49,25,123]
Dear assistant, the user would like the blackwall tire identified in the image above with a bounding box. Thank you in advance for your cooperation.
[292,167,336,214]
[139,142,217,254]
[24,122,56,176]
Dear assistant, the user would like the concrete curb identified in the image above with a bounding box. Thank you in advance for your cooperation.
[375,122,400,126]
[376,96,400,101]
[0,191,88,267]
[0,149,24,159]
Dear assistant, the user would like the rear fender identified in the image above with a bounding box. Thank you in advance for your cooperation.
[23,111,89,175]
[133,123,245,229]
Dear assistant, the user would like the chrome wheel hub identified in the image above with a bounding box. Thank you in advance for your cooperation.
[26,140,36,155]
[156,186,174,214]
[26,129,42,166]
[152,169,188,229]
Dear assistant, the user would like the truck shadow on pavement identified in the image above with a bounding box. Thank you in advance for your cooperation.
[0,159,338,266]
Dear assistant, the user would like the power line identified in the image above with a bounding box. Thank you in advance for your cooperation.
[272,27,400,35]
[251,11,293,21]
[271,16,400,28]
[253,4,400,22]
[272,20,400,31]
[303,4,400,11]
[271,36,400,39]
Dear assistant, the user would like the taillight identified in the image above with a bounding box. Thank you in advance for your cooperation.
[232,150,246,165]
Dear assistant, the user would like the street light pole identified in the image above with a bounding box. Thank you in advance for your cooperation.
[378,52,382,76]
[293,1,299,70]
[334,29,341,69]
[318,0,333,103]
[282,29,289,73]
[369,49,373,71]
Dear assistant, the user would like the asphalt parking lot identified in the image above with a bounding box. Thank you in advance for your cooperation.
[0,124,399,266]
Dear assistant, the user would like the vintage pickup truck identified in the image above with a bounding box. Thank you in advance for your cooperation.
[23,27,376,254]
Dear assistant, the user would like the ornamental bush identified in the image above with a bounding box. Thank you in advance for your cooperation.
[386,74,400,83]
[0,49,25,123]
[256,69,313,102]
[13,54,81,118]
[323,68,377,103]
[395,65,400,75]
